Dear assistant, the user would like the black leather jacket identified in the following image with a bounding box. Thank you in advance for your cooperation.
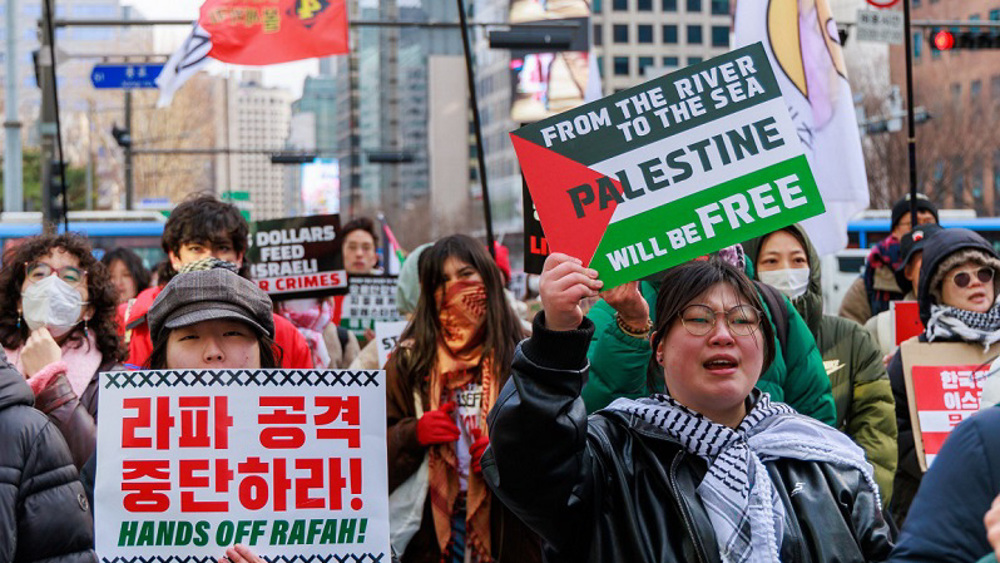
[483,315,894,563]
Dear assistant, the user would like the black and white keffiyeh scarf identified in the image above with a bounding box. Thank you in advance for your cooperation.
[926,301,1000,351]
[606,392,877,563]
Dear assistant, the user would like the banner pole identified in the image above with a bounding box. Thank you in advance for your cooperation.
[456,0,497,259]
[902,0,918,224]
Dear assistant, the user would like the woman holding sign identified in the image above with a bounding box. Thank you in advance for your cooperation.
[885,227,1000,526]
[483,253,893,562]
[384,235,539,563]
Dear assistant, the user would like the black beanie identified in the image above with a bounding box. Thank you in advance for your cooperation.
[891,193,939,231]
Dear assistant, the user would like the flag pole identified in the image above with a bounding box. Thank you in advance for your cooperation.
[455,0,497,259]
[902,0,918,223]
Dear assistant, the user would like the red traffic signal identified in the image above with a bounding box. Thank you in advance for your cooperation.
[932,30,955,51]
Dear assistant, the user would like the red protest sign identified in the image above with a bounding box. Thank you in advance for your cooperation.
[900,341,988,472]
[199,0,349,65]
[892,301,923,345]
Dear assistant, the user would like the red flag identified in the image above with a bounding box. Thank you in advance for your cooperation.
[198,0,348,65]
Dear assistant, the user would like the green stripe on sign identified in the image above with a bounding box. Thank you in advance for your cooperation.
[589,155,824,288]
[511,43,781,166]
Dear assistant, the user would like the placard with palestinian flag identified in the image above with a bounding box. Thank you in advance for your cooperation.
[512,43,825,288]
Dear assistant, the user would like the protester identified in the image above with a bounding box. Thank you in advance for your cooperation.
[0,346,98,562]
[117,194,312,369]
[342,216,381,276]
[350,242,431,371]
[887,227,1000,526]
[743,224,898,503]
[385,234,540,563]
[275,297,359,368]
[582,245,837,426]
[888,406,1000,562]
[840,193,939,324]
[100,247,150,304]
[864,224,943,356]
[484,254,893,561]
[0,233,124,469]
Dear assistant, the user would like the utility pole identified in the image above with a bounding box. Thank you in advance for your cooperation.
[4,0,23,212]
[38,0,59,228]
[124,90,134,210]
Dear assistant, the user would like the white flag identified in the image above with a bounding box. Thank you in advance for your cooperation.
[156,23,213,108]
[734,0,869,255]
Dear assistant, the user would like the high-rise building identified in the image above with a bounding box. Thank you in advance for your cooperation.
[591,0,732,92]
[889,0,1000,214]
[217,71,293,220]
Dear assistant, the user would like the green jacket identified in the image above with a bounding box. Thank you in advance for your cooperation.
[742,224,898,505]
[581,278,837,427]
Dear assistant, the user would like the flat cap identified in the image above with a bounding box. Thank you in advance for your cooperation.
[148,268,274,343]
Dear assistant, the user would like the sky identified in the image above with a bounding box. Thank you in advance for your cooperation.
[123,0,320,98]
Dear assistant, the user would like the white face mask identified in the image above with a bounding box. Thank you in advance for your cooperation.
[759,268,811,300]
[22,275,87,337]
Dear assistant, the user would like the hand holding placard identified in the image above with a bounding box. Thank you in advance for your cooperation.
[539,253,603,332]
[600,281,649,330]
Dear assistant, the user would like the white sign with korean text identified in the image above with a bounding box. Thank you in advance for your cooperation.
[95,369,389,561]
[855,8,904,45]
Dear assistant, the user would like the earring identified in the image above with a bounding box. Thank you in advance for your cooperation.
[83,318,89,338]
[16,313,21,329]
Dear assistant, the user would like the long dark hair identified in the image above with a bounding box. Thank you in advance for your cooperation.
[146,328,280,369]
[647,259,775,392]
[397,235,524,390]
[100,247,152,296]
[0,233,125,363]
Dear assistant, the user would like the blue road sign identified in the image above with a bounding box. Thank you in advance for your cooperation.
[90,63,165,89]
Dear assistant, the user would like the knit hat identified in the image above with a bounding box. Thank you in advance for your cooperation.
[928,248,1000,305]
[891,193,939,231]
[492,241,512,285]
[894,223,944,294]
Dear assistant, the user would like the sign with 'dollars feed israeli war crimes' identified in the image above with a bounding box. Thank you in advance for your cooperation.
[512,43,825,287]
[248,214,348,299]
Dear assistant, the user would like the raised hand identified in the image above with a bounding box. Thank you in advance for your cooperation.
[20,327,62,378]
[539,253,603,332]
[600,280,650,330]
[416,402,461,446]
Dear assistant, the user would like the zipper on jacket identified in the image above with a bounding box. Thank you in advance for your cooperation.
[669,452,709,563]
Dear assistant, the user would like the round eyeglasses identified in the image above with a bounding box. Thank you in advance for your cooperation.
[24,262,87,288]
[679,304,762,337]
[950,267,995,289]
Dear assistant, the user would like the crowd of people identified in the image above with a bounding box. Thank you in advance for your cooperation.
[3,191,1000,563]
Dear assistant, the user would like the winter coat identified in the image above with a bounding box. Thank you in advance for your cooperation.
[742,224,898,504]
[581,280,836,426]
[887,227,1000,526]
[483,315,894,563]
[385,348,542,563]
[118,284,315,369]
[323,323,361,369]
[864,291,916,357]
[0,350,97,563]
[840,276,873,325]
[889,406,1000,562]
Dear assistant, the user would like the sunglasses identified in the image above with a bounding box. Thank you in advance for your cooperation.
[950,267,995,289]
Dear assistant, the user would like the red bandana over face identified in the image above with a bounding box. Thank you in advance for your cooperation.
[436,279,488,356]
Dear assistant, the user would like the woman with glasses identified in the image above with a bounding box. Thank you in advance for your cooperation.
[885,227,1000,527]
[483,254,893,562]
[0,233,124,469]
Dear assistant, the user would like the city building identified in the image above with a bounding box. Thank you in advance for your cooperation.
[591,0,732,92]
[889,0,1000,215]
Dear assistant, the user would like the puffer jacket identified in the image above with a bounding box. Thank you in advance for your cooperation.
[484,315,894,563]
[887,227,1000,526]
[582,278,836,425]
[743,224,898,504]
[0,350,97,562]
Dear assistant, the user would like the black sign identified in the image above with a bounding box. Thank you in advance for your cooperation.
[523,178,549,274]
[248,214,348,300]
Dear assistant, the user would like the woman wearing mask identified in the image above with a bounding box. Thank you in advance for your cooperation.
[276,297,359,369]
[484,254,893,562]
[0,233,124,468]
[100,247,150,304]
[742,225,897,504]
[385,234,539,563]
[885,227,1000,526]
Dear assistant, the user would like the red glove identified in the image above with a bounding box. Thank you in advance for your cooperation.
[470,428,489,474]
[416,402,460,446]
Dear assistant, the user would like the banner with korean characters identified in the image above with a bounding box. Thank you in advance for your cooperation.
[900,341,988,471]
[341,276,405,339]
[248,214,348,300]
[511,42,825,288]
[94,369,389,562]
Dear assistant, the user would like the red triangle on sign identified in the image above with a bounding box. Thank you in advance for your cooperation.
[511,134,622,266]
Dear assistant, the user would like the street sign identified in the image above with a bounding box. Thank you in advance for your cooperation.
[856,8,904,45]
[90,63,164,89]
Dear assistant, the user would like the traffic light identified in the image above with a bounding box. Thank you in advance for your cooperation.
[111,124,131,149]
[47,160,66,224]
[928,28,1000,51]
[270,153,316,164]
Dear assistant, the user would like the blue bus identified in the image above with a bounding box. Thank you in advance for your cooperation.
[0,211,167,268]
